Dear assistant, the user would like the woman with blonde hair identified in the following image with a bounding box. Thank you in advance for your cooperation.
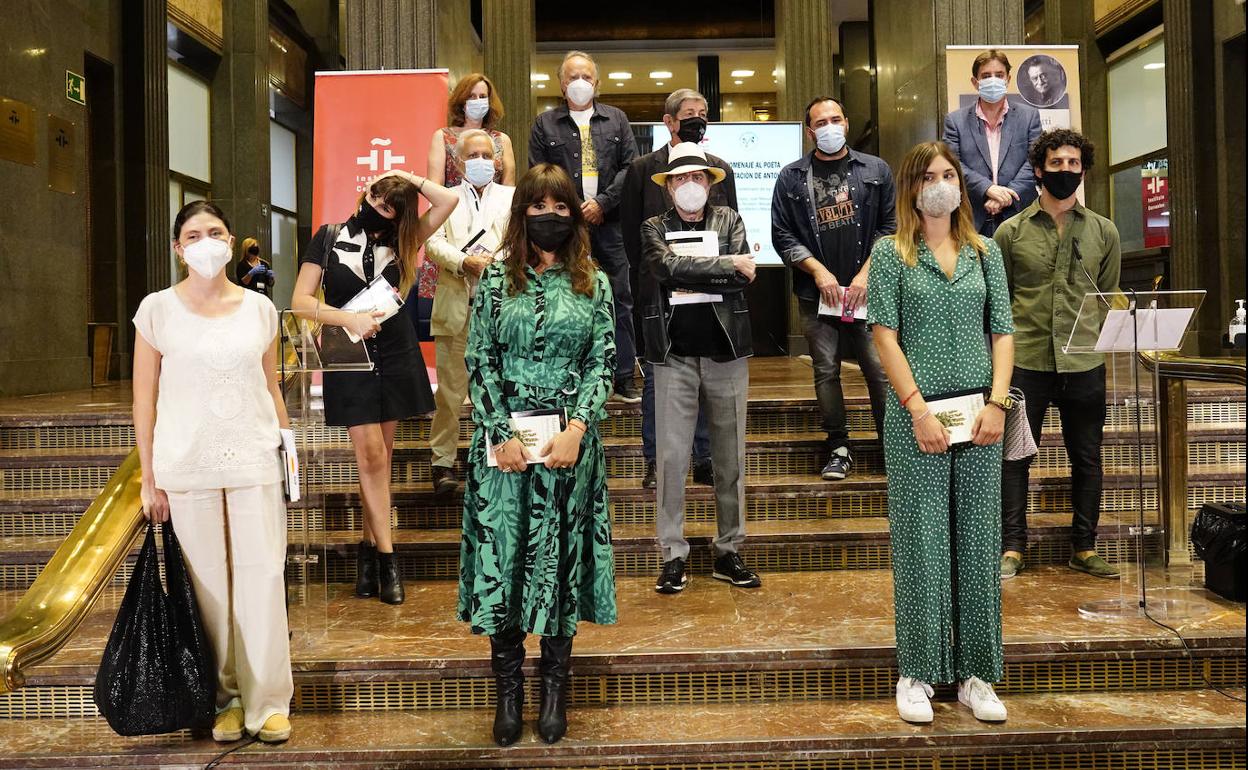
[457,163,616,747]
[291,170,457,605]
[866,141,1015,724]
[235,237,274,296]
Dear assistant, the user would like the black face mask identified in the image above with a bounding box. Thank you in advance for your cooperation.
[356,200,395,236]
[527,213,575,252]
[1039,169,1082,201]
[676,116,708,144]
[247,246,260,257]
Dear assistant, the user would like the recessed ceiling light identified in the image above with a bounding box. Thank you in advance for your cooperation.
[531,73,549,81]
[1143,62,1165,70]
[771,69,778,76]
[616,82,624,86]
[730,70,754,77]
[649,71,673,79]
[725,101,734,106]
[734,80,743,85]
[608,71,632,80]
[536,83,545,89]
[655,82,664,86]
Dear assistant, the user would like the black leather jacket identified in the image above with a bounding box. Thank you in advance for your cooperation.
[639,205,753,364]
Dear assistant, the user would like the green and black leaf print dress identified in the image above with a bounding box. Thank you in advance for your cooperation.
[457,261,618,638]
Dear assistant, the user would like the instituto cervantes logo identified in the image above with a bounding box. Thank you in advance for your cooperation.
[356,137,406,172]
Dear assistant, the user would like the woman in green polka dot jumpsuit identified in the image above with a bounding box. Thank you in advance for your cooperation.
[867,142,1015,724]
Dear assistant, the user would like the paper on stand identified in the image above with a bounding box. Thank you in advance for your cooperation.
[664,230,723,306]
[1093,307,1194,353]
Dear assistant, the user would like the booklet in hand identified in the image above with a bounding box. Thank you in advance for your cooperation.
[664,230,724,306]
[923,388,987,446]
[486,408,568,467]
[341,274,404,343]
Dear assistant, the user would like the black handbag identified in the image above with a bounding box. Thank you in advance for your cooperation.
[93,522,217,736]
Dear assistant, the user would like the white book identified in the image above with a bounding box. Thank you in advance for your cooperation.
[924,389,986,447]
[341,274,405,343]
[486,409,568,468]
[817,295,869,321]
[665,230,723,306]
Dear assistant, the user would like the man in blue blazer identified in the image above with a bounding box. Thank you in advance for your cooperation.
[943,49,1043,235]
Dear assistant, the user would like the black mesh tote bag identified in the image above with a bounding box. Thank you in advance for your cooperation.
[94,521,217,735]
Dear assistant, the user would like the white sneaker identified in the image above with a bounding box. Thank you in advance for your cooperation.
[895,676,934,723]
[958,676,1007,722]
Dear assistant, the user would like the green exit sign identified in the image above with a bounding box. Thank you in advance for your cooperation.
[66,71,85,105]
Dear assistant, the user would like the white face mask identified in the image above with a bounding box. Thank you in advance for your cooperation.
[565,77,595,107]
[464,97,490,122]
[814,123,846,155]
[463,156,496,188]
[181,237,232,279]
[673,179,709,213]
[917,180,963,218]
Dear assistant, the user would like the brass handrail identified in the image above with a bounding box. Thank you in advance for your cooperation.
[0,450,144,693]
[1141,351,1247,566]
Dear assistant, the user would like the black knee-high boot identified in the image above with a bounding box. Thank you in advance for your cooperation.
[537,635,573,744]
[490,629,527,746]
[354,541,378,598]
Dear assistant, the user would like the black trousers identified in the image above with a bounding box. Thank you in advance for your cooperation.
[1001,365,1107,553]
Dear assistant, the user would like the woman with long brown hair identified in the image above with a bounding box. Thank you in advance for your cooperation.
[866,141,1015,724]
[291,170,457,605]
[456,164,617,747]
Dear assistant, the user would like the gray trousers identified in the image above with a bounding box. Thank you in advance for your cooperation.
[654,354,749,561]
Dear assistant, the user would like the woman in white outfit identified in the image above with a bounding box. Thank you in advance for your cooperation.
[132,200,294,744]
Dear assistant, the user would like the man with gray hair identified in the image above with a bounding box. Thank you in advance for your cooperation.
[621,88,738,489]
[425,128,515,496]
[529,50,640,401]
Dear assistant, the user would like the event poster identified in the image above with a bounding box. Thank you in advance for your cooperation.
[945,45,1082,133]
[650,121,803,266]
[312,69,449,229]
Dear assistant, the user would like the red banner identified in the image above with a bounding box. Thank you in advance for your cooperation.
[312,69,449,377]
[1141,174,1170,249]
[312,69,448,230]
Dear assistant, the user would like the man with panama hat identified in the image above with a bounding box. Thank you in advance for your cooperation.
[639,142,761,595]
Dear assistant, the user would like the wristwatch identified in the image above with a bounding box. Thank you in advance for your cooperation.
[987,394,1016,412]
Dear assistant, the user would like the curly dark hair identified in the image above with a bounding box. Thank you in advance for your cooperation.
[1028,128,1095,171]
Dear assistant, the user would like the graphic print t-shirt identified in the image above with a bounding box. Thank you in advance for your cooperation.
[811,154,860,284]
[570,107,598,202]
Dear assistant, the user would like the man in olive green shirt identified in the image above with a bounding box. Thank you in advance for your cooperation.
[993,128,1122,580]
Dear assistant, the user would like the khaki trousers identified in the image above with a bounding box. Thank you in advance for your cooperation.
[167,482,293,733]
[431,329,469,468]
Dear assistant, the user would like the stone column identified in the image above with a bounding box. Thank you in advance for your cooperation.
[873,0,1024,168]
[775,0,835,127]
[121,0,170,293]
[1163,0,1222,353]
[345,0,437,70]
[212,0,271,255]
[1043,0,1109,214]
[482,0,534,170]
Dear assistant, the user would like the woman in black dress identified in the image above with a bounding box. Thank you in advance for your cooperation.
[292,170,458,604]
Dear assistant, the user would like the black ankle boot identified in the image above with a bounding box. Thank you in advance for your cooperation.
[537,635,573,744]
[490,629,527,746]
[377,551,405,605]
[354,541,378,598]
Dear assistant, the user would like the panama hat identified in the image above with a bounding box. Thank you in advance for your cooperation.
[651,142,727,186]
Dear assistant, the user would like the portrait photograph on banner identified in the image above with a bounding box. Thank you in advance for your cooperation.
[946,45,1082,132]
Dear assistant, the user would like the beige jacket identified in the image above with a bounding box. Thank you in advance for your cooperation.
[424,180,515,337]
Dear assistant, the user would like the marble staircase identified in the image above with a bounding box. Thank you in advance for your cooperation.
[0,360,1243,768]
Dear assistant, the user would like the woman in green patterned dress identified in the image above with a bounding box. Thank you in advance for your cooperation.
[457,163,617,747]
[867,142,1015,725]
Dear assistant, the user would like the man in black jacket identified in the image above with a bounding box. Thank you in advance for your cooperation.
[640,142,759,596]
[621,88,738,489]
[529,50,640,401]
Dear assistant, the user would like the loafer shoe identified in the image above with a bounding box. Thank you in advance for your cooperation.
[212,707,245,742]
[257,713,292,743]
[1000,554,1023,580]
[1068,552,1120,579]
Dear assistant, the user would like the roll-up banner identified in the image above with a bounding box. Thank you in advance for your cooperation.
[312,69,449,374]
[945,45,1082,132]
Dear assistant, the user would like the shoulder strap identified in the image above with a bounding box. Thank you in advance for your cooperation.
[320,223,343,294]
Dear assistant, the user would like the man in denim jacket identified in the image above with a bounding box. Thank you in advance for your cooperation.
[771,96,895,480]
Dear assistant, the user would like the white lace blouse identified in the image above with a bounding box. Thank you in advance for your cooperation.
[133,288,282,491]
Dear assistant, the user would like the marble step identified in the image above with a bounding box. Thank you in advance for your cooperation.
[3,569,1243,723]
[0,510,1183,591]
[0,430,1243,495]
[0,691,1243,769]
[1,389,1241,450]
